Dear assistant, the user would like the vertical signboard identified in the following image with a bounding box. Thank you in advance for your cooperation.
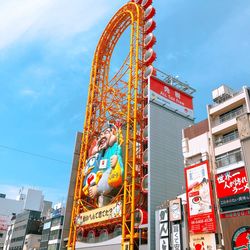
[158,208,169,250]
[185,161,216,233]
[172,224,181,250]
[169,198,182,222]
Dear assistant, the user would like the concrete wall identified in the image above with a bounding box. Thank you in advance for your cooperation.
[149,103,193,250]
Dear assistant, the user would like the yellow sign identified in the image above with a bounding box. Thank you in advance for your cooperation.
[75,202,122,226]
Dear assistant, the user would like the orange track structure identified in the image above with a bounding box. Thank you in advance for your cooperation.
[68,2,148,250]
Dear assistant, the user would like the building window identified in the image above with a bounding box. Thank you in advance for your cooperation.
[49,229,61,240]
[219,105,244,124]
[48,243,59,250]
[41,233,49,242]
[216,149,243,168]
[51,217,62,227]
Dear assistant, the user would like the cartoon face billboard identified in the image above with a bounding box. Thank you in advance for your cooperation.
[82,122,124,207]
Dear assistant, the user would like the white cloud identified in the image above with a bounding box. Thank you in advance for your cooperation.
[20,88,39,98]
[0,0,123,50]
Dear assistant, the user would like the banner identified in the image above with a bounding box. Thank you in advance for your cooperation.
[185,161,216,233]
[150,76,194,119]
[75,202,122,226]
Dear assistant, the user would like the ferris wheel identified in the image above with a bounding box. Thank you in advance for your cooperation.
[68,1,157,249]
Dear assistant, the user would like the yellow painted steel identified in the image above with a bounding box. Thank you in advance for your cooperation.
[67,2,145,250]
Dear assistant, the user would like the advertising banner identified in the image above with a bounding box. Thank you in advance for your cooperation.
[150,76,194,119]
[185,161,216,233]
[75,202,122,226]
[189,233,216,250]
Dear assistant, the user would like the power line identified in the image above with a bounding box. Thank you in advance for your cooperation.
[0,144,70,165]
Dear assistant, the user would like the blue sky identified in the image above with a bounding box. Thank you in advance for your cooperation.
[0,0,250,204]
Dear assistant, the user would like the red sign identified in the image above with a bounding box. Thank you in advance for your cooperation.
[232,226,250,249]
[216,167,249,198]
[150,76,194,118]
[185,161,216,233]
[220,209,250,219]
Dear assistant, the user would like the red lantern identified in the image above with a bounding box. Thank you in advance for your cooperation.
[143,65,156,79]
[144,19,156,34]
[144,6,156,20]
[144,48,156,65]
[144,33,156,49]
[135,0,143,4]
[141,174,148,193]
[134,209,148,228]
[141,0,153,9]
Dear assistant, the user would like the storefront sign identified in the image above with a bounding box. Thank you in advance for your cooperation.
[172,224,181,250]
[160,222,169,237]
[220,209,250,219]
[232,226,250,249]
[159,208,168,222]
[150,76,194,119]
[216,167,249,198]
[190,233,216,250]
[185,161,216,233]
[75,202,122,226]
[219,193,250,208]
[158,208,170,250]
[160,238,169,250]
[169,198,182,221]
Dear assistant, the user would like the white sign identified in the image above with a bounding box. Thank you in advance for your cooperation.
[160,222,168,237]
[159,209,168,222]
[172,224,181,250]
[160,238,169,250]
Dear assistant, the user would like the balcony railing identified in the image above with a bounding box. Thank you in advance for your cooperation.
[215,130,239,147]
[219,106,245,124]
[216,150,243,168]
[210,90,243,108]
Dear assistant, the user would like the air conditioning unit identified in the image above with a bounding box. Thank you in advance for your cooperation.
[212,85,234,104]
[215,136,223,145]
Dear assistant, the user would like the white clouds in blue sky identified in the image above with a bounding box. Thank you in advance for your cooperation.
[0,0,250,204]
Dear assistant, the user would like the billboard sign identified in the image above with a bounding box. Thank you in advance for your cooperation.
[232,226,250,250]
[216,167,249,198]
[150,76,194,119]
[216,167,250,209]
[185,161,216,233]
[0,215,10,231]
[75,202,122,226]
